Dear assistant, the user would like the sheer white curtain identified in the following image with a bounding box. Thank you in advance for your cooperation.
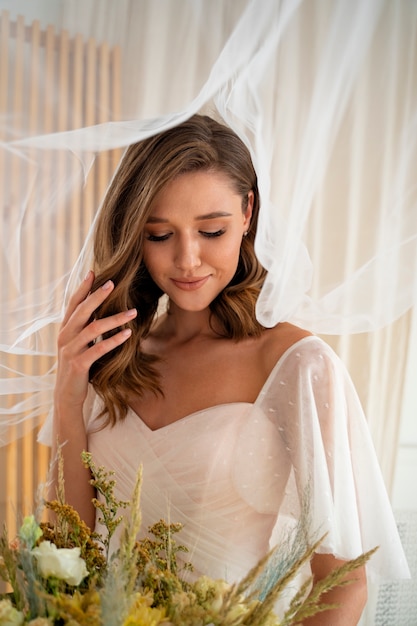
[1,0,416,520]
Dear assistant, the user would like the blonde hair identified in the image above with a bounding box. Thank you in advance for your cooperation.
[90,114,266,426]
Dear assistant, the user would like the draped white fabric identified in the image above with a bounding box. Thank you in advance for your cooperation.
[0,0,416,468]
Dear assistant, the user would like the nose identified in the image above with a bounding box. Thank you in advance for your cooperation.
[174,233,202,271]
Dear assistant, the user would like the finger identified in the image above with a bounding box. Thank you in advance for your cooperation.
[92,327,133,356]
[78,307,137,348]
[62,270,96,326]
[59,306,137,355]
[75,327,134,373]
[65,278,117,335]
[58,308,136,371]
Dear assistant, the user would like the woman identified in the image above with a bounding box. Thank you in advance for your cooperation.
[45,114,407,625]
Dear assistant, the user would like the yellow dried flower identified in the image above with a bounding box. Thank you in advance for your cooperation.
[169,590,195,613]
[123,593,166,626]
[194,576,231,612]
[26,619,53,626]
[46,589,101,626]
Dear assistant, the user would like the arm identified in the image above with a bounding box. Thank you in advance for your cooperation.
[303,553,367,625]
[49,270,137,529]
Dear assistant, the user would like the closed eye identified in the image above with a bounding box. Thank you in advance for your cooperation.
[146,229,226,242]
[200,229,226,238]
[146,233,171,242]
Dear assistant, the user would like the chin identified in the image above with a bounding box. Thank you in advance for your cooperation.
[167,291,219,313]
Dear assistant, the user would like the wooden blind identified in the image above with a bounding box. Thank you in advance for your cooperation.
[0,10,122,543]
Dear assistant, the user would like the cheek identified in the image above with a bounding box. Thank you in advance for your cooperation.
[142,247,163,279]
[229,231,245,257]
[216,236,243,272]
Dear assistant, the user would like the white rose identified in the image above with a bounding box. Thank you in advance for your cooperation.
[31,541,88,586]
[0,599,24,626]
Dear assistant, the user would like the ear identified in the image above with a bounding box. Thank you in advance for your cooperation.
[243,190,254,232]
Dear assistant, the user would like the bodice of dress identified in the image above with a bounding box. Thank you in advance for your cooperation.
[88,400,286,581]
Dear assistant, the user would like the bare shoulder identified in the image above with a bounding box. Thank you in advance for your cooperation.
[258,322,314,375]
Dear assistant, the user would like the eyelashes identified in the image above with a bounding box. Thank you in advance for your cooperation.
[146,229,226,242]
[146,233,170,242]
[201,229,226,238]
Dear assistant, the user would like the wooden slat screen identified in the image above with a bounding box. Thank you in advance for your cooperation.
[0,10,122,548]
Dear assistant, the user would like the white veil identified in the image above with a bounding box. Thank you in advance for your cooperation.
[1,0,417,444]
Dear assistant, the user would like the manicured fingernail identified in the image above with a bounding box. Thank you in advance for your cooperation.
[101,280,113,290]
[121,329,132,338]
[125,308,137,318]
[84,270,92,281]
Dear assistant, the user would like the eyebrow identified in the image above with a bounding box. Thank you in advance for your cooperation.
[146,211,233,224]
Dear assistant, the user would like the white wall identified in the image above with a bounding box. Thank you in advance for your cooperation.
[0,0,62,27]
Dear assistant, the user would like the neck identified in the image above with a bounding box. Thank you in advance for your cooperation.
[153,303,222,344]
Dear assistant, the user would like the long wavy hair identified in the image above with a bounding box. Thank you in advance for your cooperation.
[90,114,267,426]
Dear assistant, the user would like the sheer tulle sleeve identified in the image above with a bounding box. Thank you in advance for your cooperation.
[237,336,410,582]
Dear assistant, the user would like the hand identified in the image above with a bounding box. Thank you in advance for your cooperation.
[54,270,137,411]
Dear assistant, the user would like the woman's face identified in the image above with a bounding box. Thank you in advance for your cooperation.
[143,169,253,313]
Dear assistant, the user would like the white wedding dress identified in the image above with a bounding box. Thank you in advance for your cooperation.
[39,335,409,599]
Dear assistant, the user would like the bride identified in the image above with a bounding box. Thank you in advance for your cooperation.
[41,114,409,625]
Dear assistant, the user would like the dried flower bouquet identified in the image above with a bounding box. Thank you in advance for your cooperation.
[0,451,375,626]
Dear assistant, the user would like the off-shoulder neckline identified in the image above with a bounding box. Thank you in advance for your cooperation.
[128,335,324,434]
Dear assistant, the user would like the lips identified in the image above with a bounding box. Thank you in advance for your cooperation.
[170,276,210,291]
